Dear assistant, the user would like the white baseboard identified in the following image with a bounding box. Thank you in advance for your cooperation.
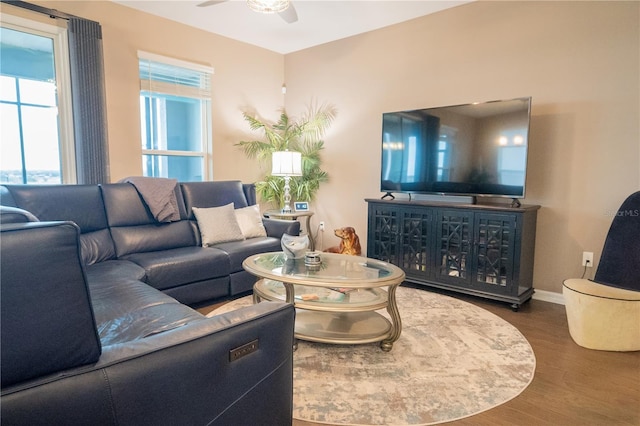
[533,289,564,305]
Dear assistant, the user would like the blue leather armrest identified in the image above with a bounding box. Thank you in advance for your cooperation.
[0,206,39,224]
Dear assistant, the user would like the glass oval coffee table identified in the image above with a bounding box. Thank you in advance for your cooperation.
[242,252,405,351]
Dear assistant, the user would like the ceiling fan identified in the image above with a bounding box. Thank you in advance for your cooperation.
[197,0,299,24]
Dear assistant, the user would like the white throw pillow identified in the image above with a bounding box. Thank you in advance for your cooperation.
[193,203,245,246]
[235,204,268,239]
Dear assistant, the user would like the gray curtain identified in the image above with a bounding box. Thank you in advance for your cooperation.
[67,18,110,184]
[1,1,110,183]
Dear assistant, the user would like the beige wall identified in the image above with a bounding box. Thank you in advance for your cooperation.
[284,1,639,294]
[15,1,640,295]
[29,0,285,184]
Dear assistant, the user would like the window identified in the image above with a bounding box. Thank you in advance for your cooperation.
[0,17,75,184]
[138,52,213,182]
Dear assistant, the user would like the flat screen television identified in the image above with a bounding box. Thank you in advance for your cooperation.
[381,97,531,200]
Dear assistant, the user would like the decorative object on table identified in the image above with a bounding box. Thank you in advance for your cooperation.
[235,102,336,209]
[281,233,309,259]
[263,209,316,251]
[271,150,302,213]
[324,226,361,256]
[304,251,322,266]
[210,285,536,425]
[281,258,324,274]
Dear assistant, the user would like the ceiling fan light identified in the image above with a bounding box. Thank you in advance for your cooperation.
[247,0,290,14]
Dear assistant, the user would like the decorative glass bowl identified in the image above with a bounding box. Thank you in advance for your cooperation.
[281,233,309,259]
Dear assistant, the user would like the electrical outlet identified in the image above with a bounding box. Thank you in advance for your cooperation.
[582,251,594,267]
[319,221,325,232]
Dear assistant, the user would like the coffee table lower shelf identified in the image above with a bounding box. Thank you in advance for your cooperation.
[253,279,400,351]
[292,310,392,345]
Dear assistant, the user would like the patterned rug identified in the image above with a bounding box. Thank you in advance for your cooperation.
[211,286,536,425]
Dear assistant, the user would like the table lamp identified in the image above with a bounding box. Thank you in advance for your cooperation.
[271,150,302,213]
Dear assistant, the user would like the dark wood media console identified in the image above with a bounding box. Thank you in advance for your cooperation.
[366,199,540,310]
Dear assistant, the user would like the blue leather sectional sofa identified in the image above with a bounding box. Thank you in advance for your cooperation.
[0,180,300,425]
[1,180,300,305]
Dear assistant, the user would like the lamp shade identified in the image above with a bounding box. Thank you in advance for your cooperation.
[272,151,302,176]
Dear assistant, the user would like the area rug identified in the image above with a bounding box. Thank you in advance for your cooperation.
[211,286,536,425]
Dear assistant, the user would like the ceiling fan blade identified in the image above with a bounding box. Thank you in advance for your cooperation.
[197,0,228,7]
[279,2,298,23]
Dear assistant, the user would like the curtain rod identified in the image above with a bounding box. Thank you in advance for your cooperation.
[2,0,82,21]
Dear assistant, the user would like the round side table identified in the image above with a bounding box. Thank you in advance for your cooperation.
[263,209,316,251]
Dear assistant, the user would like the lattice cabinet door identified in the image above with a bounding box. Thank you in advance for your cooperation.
[434,209,474,286]
[399,207,433,280]
[367,203,400,265]
[472,213,517,295]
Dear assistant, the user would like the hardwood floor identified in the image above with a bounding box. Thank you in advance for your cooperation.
[200,288,640,425]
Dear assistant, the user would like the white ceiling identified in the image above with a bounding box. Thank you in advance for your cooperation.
[114,0,472,54]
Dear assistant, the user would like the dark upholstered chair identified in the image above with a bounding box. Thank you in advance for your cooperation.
[563,191,640,351]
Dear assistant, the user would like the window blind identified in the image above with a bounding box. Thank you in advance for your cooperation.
[138,51,213,100]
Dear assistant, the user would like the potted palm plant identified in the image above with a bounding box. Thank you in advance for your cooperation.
[235,102,336,209]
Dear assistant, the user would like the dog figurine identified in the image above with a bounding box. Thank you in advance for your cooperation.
[324,226,362,256]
